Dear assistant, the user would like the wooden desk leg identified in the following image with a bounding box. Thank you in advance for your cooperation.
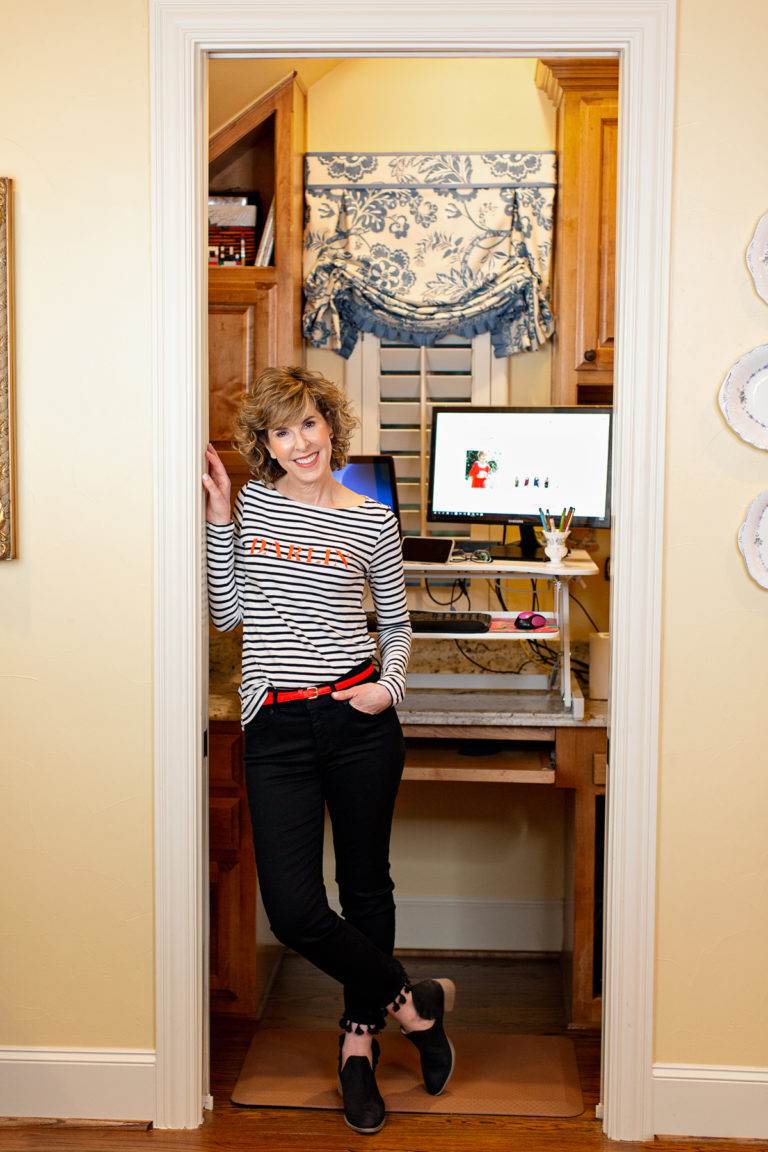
[555,726,607,1029]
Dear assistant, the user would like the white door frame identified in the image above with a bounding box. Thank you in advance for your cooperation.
[150,0,675,1138]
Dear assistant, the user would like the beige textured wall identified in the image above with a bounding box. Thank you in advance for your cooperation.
[655,0,768,1066]
[0,1,154,1047]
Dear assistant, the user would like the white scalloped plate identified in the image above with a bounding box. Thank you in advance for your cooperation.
[747,212,768,305]
[738,491,768,589]
[718,343,768,449]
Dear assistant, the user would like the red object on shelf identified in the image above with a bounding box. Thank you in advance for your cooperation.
[208,225,257,264]
[488,616,558,634]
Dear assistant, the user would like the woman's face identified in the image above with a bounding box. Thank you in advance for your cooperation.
[266,399,334,483]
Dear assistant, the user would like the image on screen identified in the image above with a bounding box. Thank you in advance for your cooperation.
[429,408,612,526]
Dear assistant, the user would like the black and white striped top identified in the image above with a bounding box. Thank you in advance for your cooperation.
[206,479,412,727]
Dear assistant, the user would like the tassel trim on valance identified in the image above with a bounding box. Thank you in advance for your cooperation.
[302,151,556,359]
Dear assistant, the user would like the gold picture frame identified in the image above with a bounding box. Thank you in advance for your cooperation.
[0,177,16,560]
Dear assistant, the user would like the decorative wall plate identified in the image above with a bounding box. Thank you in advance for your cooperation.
[718,343,768,449]
[747,211,768,305]
[738,490,768,589]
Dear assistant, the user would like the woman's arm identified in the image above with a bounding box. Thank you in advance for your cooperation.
[366,512,412,706]
[203,443,245,631]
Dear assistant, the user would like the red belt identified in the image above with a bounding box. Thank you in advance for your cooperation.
[262,662,376,706]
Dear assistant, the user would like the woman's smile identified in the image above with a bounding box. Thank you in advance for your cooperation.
[294,450,320,467]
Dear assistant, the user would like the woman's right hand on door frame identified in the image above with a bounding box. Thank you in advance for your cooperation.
[202,442,232,525]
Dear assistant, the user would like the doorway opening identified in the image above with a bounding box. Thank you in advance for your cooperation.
[205,53,615,1124]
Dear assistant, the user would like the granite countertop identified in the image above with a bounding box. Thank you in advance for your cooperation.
[396,689,607,727]
[208,628,606,727]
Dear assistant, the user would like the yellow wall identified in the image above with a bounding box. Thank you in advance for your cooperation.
[0,1,154,1047]
[655,0,768,1066]
[1,0,767,1079]
[209,59,341,134]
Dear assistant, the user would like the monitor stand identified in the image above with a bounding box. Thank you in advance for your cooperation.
[488,522,545,561]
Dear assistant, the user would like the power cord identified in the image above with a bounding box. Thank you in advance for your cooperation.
[569,592,602,633]
[524,639,590,692]
[452,640,513,672]
[424,577,464,607]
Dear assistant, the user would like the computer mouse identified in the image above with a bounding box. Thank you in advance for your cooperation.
[515,611,547,630]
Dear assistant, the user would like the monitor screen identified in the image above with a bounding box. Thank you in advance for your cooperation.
[428,407,612,527]
[332,455,401,530]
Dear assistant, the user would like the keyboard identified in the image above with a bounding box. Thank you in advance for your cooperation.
[366,610,492,633]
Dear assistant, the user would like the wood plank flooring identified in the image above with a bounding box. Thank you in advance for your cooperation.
[1,955,757,1151]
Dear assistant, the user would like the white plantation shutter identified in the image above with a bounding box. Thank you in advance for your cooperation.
[354,331,507,540]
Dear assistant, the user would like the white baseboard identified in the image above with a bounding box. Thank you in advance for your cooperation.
[0,1047,155,1122]
[653,1063,768,1140]
[330,895,563,952]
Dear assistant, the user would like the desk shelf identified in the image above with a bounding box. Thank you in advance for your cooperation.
[403,549,599,579]
[407,611,559,642]
[402,742,554,784]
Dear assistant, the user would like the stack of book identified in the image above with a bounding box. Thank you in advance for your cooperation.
[208,195,274,267]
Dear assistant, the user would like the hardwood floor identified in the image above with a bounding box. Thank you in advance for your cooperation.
[1,956,757,1151]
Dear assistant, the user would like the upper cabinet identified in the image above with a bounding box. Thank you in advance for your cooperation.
[208,73,306,493]
[536,59,618,406]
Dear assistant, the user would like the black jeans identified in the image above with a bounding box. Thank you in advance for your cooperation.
[243,660,409,1030]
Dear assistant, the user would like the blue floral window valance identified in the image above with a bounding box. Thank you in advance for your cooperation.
[302,151,556,359]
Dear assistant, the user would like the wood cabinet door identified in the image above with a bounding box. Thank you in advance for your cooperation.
[209,720,281,1016]
[572,97,617,394]
[537,59,618,406]
[208,287,276,497]
[209,722,256,1013]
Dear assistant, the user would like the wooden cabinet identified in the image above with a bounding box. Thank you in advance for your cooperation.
[554,726,607,1029]
[536,59,618,406]
[208,72,306,497]
[209,720,282,1016]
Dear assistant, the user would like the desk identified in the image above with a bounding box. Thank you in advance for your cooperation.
[402,550,599,713]
[396,688,607,1030]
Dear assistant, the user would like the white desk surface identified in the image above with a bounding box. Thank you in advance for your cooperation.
[403,548,599,579]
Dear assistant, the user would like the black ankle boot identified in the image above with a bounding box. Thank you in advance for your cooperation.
[337,1033,386,1135]
[399,978,456,1096]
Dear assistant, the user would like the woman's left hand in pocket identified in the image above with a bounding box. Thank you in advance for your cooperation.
[331,682,393,714]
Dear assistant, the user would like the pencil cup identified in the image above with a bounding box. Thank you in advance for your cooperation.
[542,529,570,563]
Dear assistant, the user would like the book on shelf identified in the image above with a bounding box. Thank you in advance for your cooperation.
[254,198,275,266]
[208,196,256,227]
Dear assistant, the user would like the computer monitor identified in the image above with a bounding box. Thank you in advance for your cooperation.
[428,406,612,559]
[332,454,402,533]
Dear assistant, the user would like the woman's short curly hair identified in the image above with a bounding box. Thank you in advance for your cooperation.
[233,366,359,484]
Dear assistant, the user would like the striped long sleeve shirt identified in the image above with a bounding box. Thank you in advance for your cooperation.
[206,479,412,727]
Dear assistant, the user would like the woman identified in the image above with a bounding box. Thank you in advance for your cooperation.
[202,366,456,1135]
[468,450,491,488]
